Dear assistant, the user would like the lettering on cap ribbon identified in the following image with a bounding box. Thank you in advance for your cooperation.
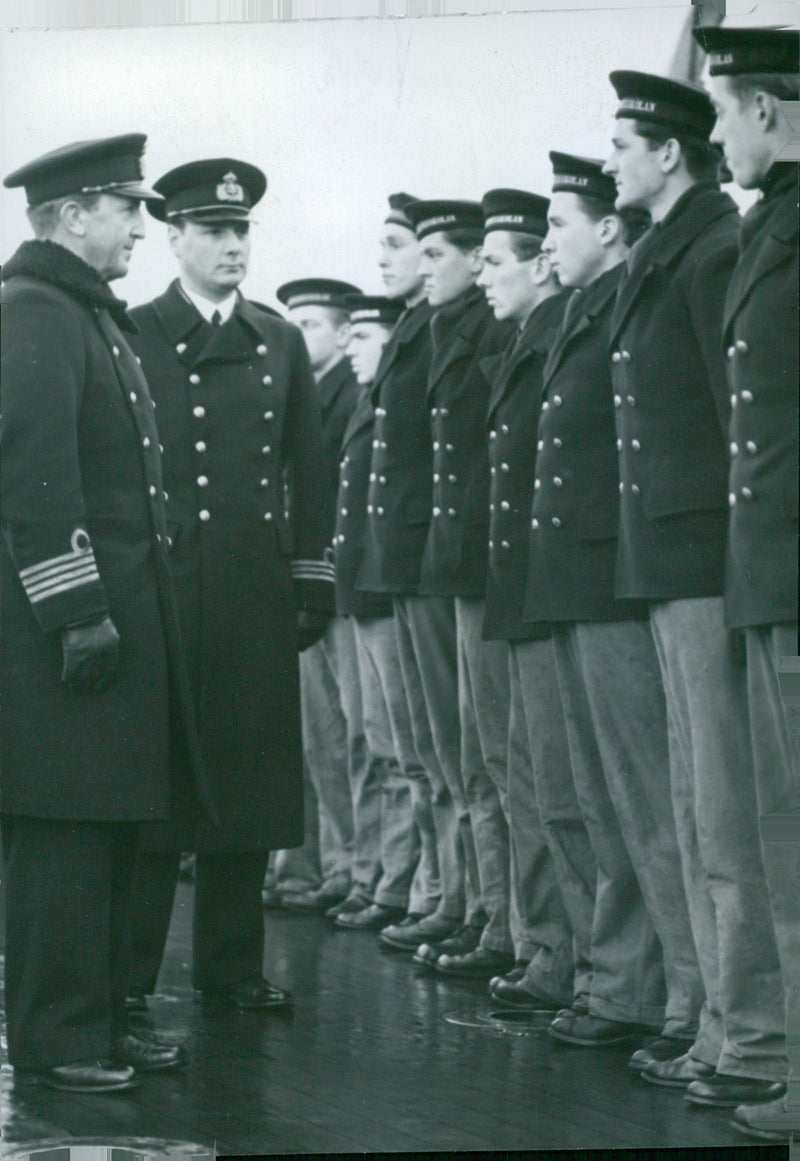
[620,98,657,113]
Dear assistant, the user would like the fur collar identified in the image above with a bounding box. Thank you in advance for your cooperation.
[2,239,136,331]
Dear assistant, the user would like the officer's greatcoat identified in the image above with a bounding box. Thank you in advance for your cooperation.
[334,385,394,620]
[0,241,210,822]
[130,281,333,850]
[356,299,435,595]
[481,290,569,640]
[608,183,741,600]
[723,164,799,629]
[524,265,648,625]
[418,285,514,597]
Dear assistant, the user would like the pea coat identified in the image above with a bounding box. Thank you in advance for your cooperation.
[723,164,799,630]
[0,240,210,823]
[418,285,515,598]
[334,384,393,619]
[356,299,436,595]
[129,280,333,851]
[481,290,570,641]
[316,356,361,530]
[524,265,648,625]
[608,183,741,601]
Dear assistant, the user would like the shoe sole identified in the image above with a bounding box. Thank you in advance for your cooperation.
[548,1026,646,1047]
[730,1118,790,1143]
[685,1093,751,1108]
[436,965,513,979]
[490,994,559,1012]
[37,1076,142,1093]
[640,1071,699,1088]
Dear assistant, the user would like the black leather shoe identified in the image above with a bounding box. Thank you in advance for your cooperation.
[685,1073,787,1109]
[113,1033,187,1072]
[413,924,483,966]
[335,902,406,930]
[641,1052,717,1088]
[628,1036,696,1073]
[18,1061,140,1093]
[202,976,294,1011]
[326,893,371,921]
[548,1011,658,1046]
[380,913,459,952]
[730,1096,793,1141]
[436,947,516,978]
[488,962,528,992]
[489,977,562,1011]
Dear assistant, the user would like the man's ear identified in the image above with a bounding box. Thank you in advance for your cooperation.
[59,200,89,238]
[469,245,485,276]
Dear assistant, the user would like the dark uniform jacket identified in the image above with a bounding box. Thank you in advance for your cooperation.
[130,280,333,850]
[481,290,570,640]
[356,299,435,595]
[524,265,648,624]
[0,241,210,824]
[723,164,799,630]
[316,356,360,545]
[418,284,514,597]
[334,384,393,620]
[609,183,741,601]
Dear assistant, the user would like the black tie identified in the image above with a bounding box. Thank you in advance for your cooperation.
[211,310,222,327]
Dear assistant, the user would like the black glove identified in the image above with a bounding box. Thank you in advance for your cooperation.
[296,609,330,653]
[61,614,121,692]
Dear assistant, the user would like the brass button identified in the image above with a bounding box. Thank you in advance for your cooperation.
[193,405,206,418]
[199,509,211,521]
[189,373,200,385]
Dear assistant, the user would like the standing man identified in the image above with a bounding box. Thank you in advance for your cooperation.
[476,188,578,1009]
[526,151,707,1067]
[126,159,333,1013]
[402,198,515,977]
[275,277,368,917]
[694,26,799,1141]
[603,73,788,1108]
[2,135,208,1091]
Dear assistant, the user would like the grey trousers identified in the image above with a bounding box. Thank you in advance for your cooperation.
[395,595,484,925]
[650,597,788,1081]
[353,614,434,911]
[455,598,513,953]
[271,766,322,894]
[508,639,580,1005]
[300,615,380,897]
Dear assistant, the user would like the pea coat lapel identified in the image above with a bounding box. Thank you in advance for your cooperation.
[544,266,622,385]
[427,288,486,402]
[485,292,567,422]
[370,299,434,406]
[723,172,798,339]
[609,185,739,348]
[149,280,255,368]
[341,386,374,449]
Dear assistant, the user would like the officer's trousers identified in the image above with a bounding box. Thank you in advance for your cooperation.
[455,597,513,954]
[1,815,137,1070]
[394,595,483,925]
[650,596,788,1081]
[508,638,582,1006]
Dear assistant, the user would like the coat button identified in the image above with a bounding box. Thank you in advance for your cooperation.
[136,355,142,365]
[632,439,641,451]
[197,475,209,487]
[551,517,562,528]
[264,411,274,420]
[342,480,350,489]
[163,491,169,502]
[159,444,164,454]
[727,346,736,359]
[501,424,509,434]
[631,484,640,495]
[257,344,268,355]
[741,487,754,500]
[149,485,157,496]
[261,478,269,488]
[341,508,348,516]
[195,441,207,452]
[166,536,173,547]
[193,405,206,418]
[367,505,374,514]
[617,438,623,450]
[542,400,549,411]
[129,391,138,403]
[490,466,496,476]
[741,390,754,403]
[553,477,563,487]
[489,540,494,550]
[534,479,541,490]
[501,501,510,511]
[537,440,544,451]
[433,473,440,483]
[263,376,273,386]
[449,474,457,484]
[380,476,387,485]
[369,472,377,482]
[380,441,387,449]
[627,395,636,406]
[614,395,622,407]
[176,342,187,354]
[377,507,385,516]
[746,441,757,454]
[553,438,562,449]
[501,540,510,550]
[440,408,449,418]
[730,442,739,455]
[448,508,456,517]
[262,445,271,454]
[431,407,439,418]
[489,503,496,514]
[490,430,497,439]
[433,441,440,451]
[373,439,380,448]
[735,340,749,354]
[531,519,538,530]
[622,351,631,362]
[113,345,120,357]
[612,352,622,363]
[143,437,151,448]
[729,492,737,507]
[501,462,509,472]
[433,507,441,517]
[189,373,200,385]
[553,395,562,407]
[199,509,211,521]
[264,512,273,521]
[619,482,625,493]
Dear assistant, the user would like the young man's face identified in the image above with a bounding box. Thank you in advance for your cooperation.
[168,219,251,298]
[347,321,392,384]
[81,194,145,282]
[291,305,350,373]
[543,192,608,290]
[603,118,666,211]
[378,222,423,300]
[417,231,479,307]
[477,231,541,325]
[709,74,772,190]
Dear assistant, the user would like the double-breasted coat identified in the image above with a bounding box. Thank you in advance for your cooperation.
[418,285,514,598]
[722,164,799,630]
[356,299,435,595]
[129,281,333,851]
[524,265,648,625]
[481,290,570,640]
[316,356,360,532]
[334,384,394,620]
[608,183,741,601]
[0,241,210,823]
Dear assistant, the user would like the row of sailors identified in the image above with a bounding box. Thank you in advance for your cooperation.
[268,33,799,1144]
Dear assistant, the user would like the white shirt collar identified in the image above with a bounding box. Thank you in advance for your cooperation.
[179,281,238,324]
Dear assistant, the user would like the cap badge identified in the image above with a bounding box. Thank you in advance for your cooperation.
[217,171,245,202]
